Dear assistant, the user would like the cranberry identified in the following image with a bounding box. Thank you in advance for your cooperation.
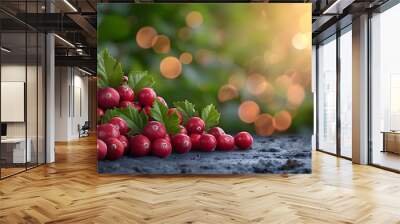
[157,96,168,107]
[151,138,172,158]
[234,132,253,150]
[97,87,120,109]
[217,134,235,151]
[199,134,217,152]
[116,85,134,102]
[129,134,151,157]
[168,108,183,124]
[97,108,104,119]
[143,105,152,117]
[178,125,187,135]
[109,117,129,135]
[117,135,129,154]
[208,127,225,139]
[104,137,125,160]
[163,134,171,142]
[172,134,192,154]
[138,87,156,106]
[97,123,120,141]
[97,139,107,160]
[143,121,166,141]
[190,134,201,150]
[186,117,205,134]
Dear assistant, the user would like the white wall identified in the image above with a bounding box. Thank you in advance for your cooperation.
[54,67,89,141]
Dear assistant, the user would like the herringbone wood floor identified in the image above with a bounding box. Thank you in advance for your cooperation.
[1,135,400,224]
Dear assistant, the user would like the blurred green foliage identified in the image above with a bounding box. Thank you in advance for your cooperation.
[97,3,313,135]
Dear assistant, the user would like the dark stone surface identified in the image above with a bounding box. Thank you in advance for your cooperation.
[98,135,311,174]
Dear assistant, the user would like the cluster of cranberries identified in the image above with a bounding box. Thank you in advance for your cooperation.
[96,78,253,161]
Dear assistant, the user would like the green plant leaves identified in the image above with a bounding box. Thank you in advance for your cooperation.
[151,100,180,134]
[201,104,220,130]
[127,70,155,93]
[173,100,197,124]
[101,107,148,135]
[97,49,124,88]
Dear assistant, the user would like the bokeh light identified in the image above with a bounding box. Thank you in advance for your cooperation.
[229,73,246,89]
[292,32,308,50]
[273,110,292,131]
[186,11,203,28]
[275,74,292,90]
[179,52,193,64]
[177,27,191,40]
[255,113,274,136]
[218,84,239,102]
[160,56,182,79]
[195,49,212,65]
[264,50,283,65]
[152,35,171,53]
[246,73,267,96]
[238,100,260,123]
[287,84,305,106]
[136,26,157,49]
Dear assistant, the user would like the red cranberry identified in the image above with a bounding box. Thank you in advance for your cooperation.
[129,135,151,157]
[143,105,152,117]
[97,123,119,141]
[186,117,205,134]
[168,108,183,124]
[117,135,129,154]
[109,117,129,135]
[178,125,187,135]
[143,121,166,141]
[97,87,120,109]
[217,134,235,151]
[116,85,134,102]
[199,134,217,152]
[234,132,253,150]
[138,87,156,106]
[157,96,168,107]
[133,102,142,111]
[97,108,104,119]
[190,134,202,150]
[208,127,225,139]
[163,134,171,142]
[172,134,192,154]
[104,137,125,160]
[97,139,107,160]
[151,138,172,158]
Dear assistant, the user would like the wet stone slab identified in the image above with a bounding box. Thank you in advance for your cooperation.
[98,135,311,174]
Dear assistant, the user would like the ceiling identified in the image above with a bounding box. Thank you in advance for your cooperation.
[0,0,394,73]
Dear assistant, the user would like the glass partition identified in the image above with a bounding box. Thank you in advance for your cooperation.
[0,2,46,179]
[317,36,337,154]
[371,4,400,171]
[1,30,28,177]
[339,28,352,158]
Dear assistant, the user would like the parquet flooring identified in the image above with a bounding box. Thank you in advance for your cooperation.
[0,135,400,224]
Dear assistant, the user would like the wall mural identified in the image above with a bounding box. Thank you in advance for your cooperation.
[97,3,312,174]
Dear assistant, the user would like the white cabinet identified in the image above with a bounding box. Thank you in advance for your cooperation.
[1,138,32,163]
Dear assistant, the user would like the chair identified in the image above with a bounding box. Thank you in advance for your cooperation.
[78,121,90,138]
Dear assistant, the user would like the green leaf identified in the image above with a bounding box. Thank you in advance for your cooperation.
[127,70,155,93]
[151,100,180,134]
[201,104,220,130]
[101,109,121,124]
[173,100,197,124]
[97,49,124,88]
[100,107,148,136]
